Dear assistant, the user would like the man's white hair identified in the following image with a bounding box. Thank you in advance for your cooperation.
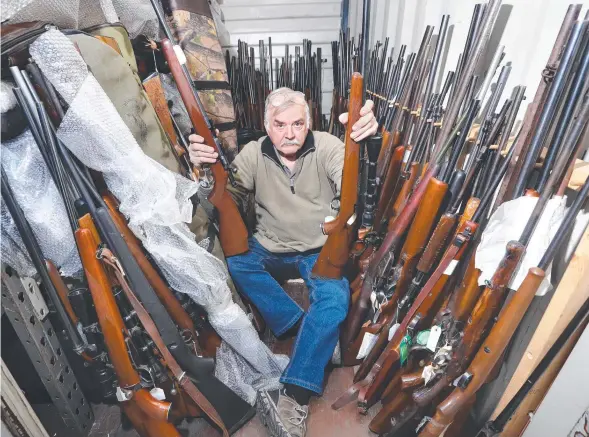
[264,87,311,129]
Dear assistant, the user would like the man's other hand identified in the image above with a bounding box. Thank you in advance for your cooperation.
[338,99,379,142]
[188,134,219,169]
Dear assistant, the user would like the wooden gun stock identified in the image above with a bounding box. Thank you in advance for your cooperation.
[416,213,458,274]
[143,73,190,159]
[374,145,405,231]
[392,177,449,299]
[45,260,80,326]
[420,268,545,437]
[160,39,248,257]
[312,72,363,279]
[343,165,437,352]
[369,390,412,434]
[414,241,524,409]
[102,194,221,357]
[458,241,524,364]
[387,162,419,226]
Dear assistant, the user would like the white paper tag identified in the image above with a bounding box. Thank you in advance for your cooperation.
[116,387,131,402]
[443,259,459,276]
[356,332,378,359]
[422,365,436,385]
[403,149,411,163]
[150,387,166,401]
[426,325,442,352]
[347,213,357,226]
[388,323,401,341]
[173,44,187,65]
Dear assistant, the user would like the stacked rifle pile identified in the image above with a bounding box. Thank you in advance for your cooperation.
[1,1,256,436]
[226,38,325,133]
[314,1,589,435]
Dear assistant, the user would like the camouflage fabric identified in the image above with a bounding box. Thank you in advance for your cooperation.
[168,9,238,161]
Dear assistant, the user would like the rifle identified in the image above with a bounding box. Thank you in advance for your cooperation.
[102,194,221,357]
[476,298,589,437]
[311,73,364,278]
[149,0,248,257]
[496,5,582,206]
[420,173,589,437]
[411,90,589,429]
[510,18,587,198]
[339,133,517,413]
[142,72,197,180]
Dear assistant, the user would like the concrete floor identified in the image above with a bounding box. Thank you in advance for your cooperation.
[88,367,378,437]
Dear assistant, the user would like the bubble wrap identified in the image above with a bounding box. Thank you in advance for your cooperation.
[2,0,118,30]
[3,0,158,39]
[1,130,82,277]
[31,30,288,401]
[1,199,36,277]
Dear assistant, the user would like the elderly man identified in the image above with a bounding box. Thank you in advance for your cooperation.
[189,87,378,437]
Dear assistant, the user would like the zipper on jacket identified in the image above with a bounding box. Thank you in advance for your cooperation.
[290,178,295,194]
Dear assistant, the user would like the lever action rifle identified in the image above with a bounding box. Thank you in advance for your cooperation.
[150,0,249,257]
[420,173,589,437]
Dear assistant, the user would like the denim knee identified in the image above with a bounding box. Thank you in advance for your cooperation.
[321,281,350,323]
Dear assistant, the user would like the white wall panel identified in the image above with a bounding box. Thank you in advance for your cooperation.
[221,0,342,115]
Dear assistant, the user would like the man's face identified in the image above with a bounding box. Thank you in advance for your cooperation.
[266,103,309,158]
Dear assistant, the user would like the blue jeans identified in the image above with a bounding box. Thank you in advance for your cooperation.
[227,237,349,394]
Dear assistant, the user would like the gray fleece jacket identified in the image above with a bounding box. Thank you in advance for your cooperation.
[228,131,345,253]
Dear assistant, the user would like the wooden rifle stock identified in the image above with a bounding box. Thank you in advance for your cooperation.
[419,268,545,437]
[46,260,80,326]
[160,39,248,257]
[413,242,524,409]
[374,145,405,231]
[143,73,191,161]
[416,213,457,274]
[391,177,449,301]
[387,162,419,226]
[102,194,221,357]
[312,72,364,279]
[369,390,412,434]
[342,165,437,351]
[76,227,180,436]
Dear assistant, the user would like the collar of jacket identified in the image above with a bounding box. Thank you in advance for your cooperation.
[261,131,316,167]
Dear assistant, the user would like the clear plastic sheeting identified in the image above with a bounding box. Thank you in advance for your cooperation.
[2,0,118,31]
[1,130,82,277]
[476,196,567,296]
[32,30,287,401]
[215,341,288,405]
[1,200,36,277]
[3,0,158,39]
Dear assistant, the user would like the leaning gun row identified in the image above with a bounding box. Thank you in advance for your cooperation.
[1,0,258,436]
[315,1,589,435]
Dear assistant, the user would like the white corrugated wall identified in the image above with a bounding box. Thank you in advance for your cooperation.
[347,0,589,113]
[219,0,343,116]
